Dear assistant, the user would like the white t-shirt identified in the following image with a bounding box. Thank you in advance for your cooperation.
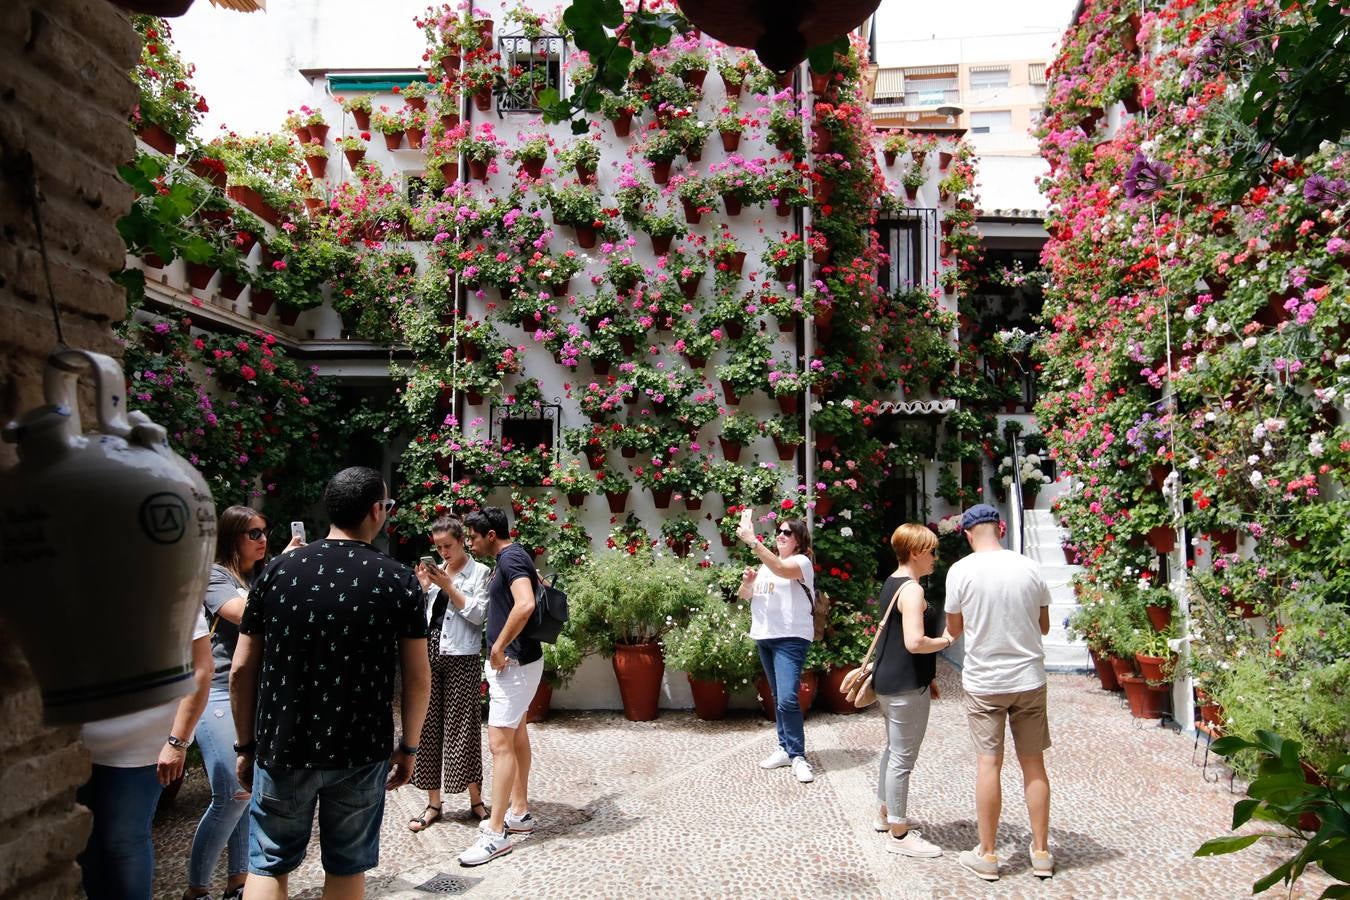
[944,549,1050,694]
[749,554,815,641]
[81,607,211,768]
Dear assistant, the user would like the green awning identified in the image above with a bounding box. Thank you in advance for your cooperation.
[327,73,428,92]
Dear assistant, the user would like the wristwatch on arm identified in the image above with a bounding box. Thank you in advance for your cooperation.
[166,734,189,750]
[233,740,256,756]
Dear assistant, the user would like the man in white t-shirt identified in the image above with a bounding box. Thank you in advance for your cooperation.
[944,504,1054,882]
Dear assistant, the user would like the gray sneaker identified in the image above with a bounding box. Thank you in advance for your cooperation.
[886,829,942,858]
[458,822,513,867]
[1030,845,1054,878]
[958,847,1000,881]
[505,809,536,833]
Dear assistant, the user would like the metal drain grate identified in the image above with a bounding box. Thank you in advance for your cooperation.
[415,873,481,894]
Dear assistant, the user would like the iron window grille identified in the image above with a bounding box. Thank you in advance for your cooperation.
[876,209,939,292]
[488,400,562,463]
[496,31,566,114]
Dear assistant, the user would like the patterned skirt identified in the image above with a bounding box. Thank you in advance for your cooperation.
[412,652,483,794]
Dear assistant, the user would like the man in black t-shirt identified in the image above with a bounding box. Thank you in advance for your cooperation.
[457,507,541,867]
[230,467,431,893]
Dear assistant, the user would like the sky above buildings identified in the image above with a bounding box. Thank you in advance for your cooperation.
[171,0,1077,137]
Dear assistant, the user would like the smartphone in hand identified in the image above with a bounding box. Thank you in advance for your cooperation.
[738,508,753,532]
[420,555,437,568]
[290,521,306,543]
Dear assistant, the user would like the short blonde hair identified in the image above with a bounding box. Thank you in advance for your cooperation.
[890,523,938,563]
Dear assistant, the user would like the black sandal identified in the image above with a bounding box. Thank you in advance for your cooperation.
[469,801,490,821]
[408,804,442,832]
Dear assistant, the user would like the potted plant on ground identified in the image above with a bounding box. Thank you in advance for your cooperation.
[529,629,582,723]
[662,595,759,719]
[567,549,711,721]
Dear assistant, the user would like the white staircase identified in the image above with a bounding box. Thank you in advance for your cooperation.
[1023,508,1091,672]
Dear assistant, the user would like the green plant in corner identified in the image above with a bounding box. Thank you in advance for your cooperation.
[1195,731,1349,897]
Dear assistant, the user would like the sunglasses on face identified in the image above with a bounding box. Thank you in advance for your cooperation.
[383,499,397,512]
[245,528,266,541]
[777,528,794,536]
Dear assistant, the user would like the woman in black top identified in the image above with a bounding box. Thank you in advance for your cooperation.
[872,524,955,858]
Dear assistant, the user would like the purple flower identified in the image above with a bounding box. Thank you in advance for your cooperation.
[1124,154,1172,200]
[1303,174,1347,207]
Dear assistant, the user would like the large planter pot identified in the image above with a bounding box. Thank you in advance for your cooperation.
[1134,653,1171,683]
[1088,650,1120,691]
[1121,676,1167,719]
[612,642,664,722]
[755,671,818,721]
[820,666,861,714]
[1145,604,1172,632]
[525,680,553,723]
[686,676,729,720]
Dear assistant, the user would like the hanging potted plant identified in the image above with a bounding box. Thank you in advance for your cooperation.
[715,102,747,153]
[901,163,927,201]
[674,174,717,224]
[557,138,600,184]
[370,107,406,151]
[301,140,329,179]
[461,57,502,112]
[762,233,807,283]
[340,94,372,130]
[597,467,630,514]
[129,16,206,156]
[718,412,759,462]
[639,212,686,256]
[506,133,551,179]
[545,184,603,248]
[663,595,759,720]
[715,54,752,99]
[711,232,746,276]
[400,79,431,111]
[568,550,710,721]
[601,90,639,138]
[335,135,368,171]
[460,123,503,182]
[659,515,704,559]
[640,130,684,185]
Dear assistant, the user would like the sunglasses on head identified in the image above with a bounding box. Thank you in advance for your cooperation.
[245,528,266,541]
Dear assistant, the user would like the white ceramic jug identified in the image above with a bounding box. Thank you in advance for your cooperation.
[0,349,215,723]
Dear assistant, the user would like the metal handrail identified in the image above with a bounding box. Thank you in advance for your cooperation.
[1005,424,1027,556]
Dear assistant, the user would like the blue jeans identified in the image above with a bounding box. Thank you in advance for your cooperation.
[189,689,250,886]
[757,637,811,759]
[77,764,162,900]
[248,759,390,877]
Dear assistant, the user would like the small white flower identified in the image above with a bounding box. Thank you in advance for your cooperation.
[1249,471,1263,486]
[839,526,853,538]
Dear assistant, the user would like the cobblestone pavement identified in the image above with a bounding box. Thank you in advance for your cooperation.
[149,664,1333,898]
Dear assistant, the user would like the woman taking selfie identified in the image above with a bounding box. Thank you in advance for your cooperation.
[181,507,298,900]
[737,513,817,784]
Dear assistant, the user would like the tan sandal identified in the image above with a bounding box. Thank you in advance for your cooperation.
[408,804,442,832]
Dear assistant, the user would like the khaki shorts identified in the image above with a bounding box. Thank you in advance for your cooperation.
[964,684,1051,757]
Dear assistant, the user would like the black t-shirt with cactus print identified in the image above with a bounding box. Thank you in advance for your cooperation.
[239,539,426,769]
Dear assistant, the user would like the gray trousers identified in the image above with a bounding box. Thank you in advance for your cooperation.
[875,685,933,824]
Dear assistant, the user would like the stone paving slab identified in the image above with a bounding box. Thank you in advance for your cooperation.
[147,665,1333,898]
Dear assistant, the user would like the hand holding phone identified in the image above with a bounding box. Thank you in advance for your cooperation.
[419,555,438,569]
[290,521,306,543]
[736,507,756,545]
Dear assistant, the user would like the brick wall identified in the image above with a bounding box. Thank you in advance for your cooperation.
[0,1,139,896]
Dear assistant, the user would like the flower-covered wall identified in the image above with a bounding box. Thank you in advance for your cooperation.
[1038,0,1348,769]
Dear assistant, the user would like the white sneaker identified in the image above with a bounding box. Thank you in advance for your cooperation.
[504,809,535,833]
[759,749,791,769]
[1030,844,1055,878]
[791,756,815,783]
[458,822,513,867]
[873,813,889,832]
[958,847,1000,881]
[886,829,943,858]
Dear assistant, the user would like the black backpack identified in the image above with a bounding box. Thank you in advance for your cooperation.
[523,573,568,643]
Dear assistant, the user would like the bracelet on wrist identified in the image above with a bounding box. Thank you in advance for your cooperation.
[233,740,256,755]
[398,740,419,756]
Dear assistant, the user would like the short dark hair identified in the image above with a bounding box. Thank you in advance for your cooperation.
[324,467,385,529]
[465,506,510,541]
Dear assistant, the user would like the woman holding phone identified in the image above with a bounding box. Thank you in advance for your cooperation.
[408,515,491,831]
[180,507,299,900]
[736,510,817,784]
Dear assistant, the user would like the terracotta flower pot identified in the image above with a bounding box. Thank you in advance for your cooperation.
[883,150,897,166]
[405,96,427,112]
[1145,525,1176,554]
[772,438,799,461]
[680,68,708,90]
[650,159,672,184]
[651,488,672,509]
[720,130,741,153]
[521,158,544,179]
[723,195,742,216]
[304,155,327,179]
[308,124,329,144]
[776,394,799,415]
[610,109,634,138]
[718,437,743,462]
[344,148,367,169]
[775,192,793,217]
[382,132,403,151]
[1134,653,1170,683]
[686,676,729,720]
[685,496,702,512]
[248,289,275,316]
[277,306,301,327]
[939,151,954,169]
[404,128,424,150]
[574,224,597,249]
[719,251,746,275]
[351,109,371,130]
[1145,604,1172,632]
[474,18,494,47]
[814,496,834,517]
[1210,529,1238,554]
[439,162,459,183]
[816,433,837,452]
[810,71,831,95]
[136,121,177,155]
[720,380,740,406]
[612,642,664,721]
[1108,655,1136,682]
[1121,676,1167,719]
[185,263,216,292]
[681,199,703,224]
[576,163,597,185]
[468,159,489,182]
[473,87,492,112]
[821,665,861,713]
[605,491,628,514]
[755,670,817,721]
[218,273,246,301]
[650,233,673,255]
[679,275,701,300]
[1088,650,1120,691]
[525,680,552,723]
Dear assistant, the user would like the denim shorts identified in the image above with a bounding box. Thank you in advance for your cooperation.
[248,759,389,877]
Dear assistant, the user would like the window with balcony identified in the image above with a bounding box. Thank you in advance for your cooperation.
[497,32,565,114]
[970,110,1012,134]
